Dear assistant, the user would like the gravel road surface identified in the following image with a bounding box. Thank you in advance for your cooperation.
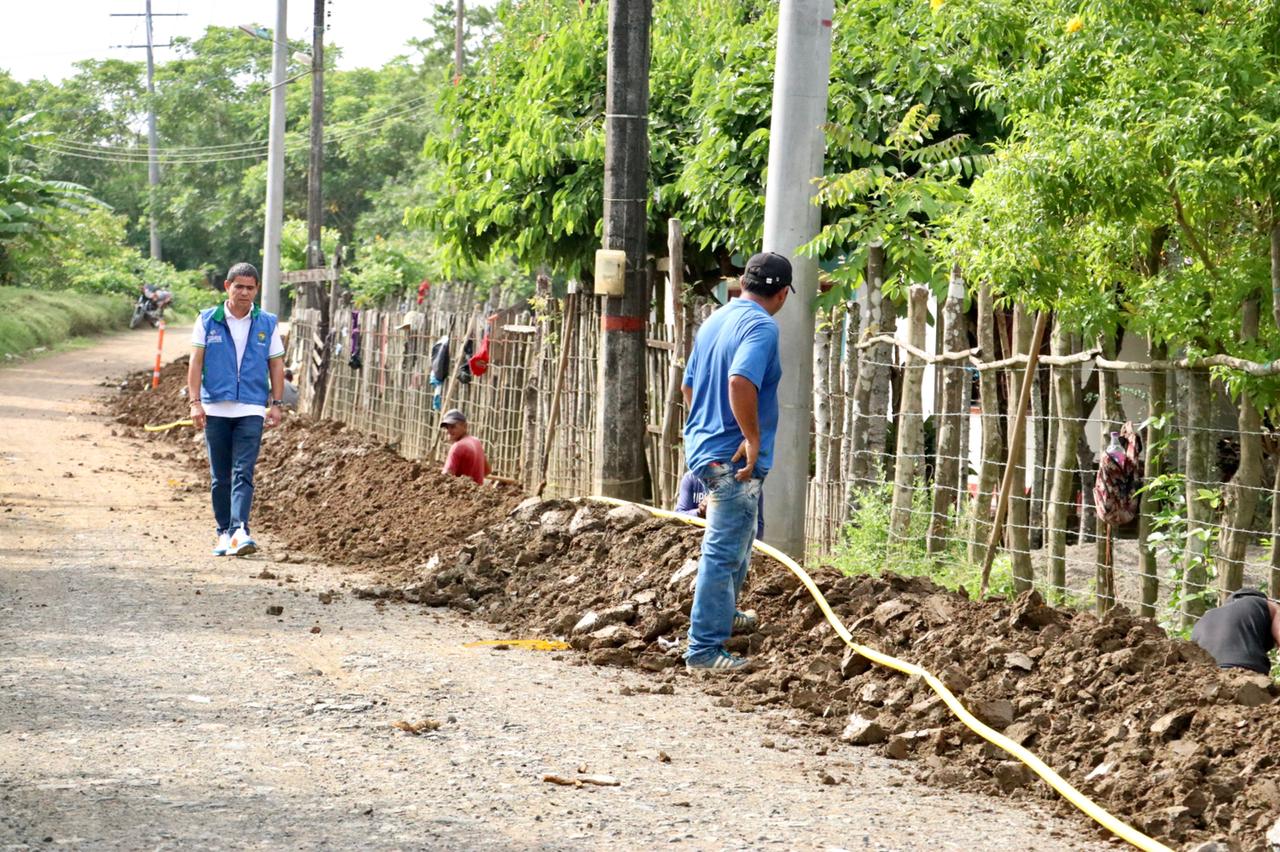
[0,331,1115,850]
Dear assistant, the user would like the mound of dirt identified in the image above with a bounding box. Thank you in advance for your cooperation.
[109,366,1280,848]
[360,497,1280,849]
[109,355,193,429]
[252,419,522,566]
[107,359,522,565]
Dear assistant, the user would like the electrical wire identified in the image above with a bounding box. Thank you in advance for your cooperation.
[26,95,434,165]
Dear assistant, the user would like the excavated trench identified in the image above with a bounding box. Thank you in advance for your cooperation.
[113,359,1280,850]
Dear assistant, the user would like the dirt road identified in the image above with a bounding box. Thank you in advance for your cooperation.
[0,331,1113,850]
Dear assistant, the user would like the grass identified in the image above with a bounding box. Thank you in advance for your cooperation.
[825,481,1020,600]
[0,287,133,361]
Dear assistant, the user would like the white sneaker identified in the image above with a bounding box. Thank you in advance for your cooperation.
[211,531,232,557]
[229,526,257,557]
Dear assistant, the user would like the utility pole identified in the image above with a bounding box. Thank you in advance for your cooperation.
[262,0,288,314]
[110,3,185,261]
[306,0,326,270]
[593,0,652,501]
[454,0,465,81]
[760,0,835,558]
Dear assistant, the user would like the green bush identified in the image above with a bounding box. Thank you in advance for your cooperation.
[0,288,132,359]
[6,206,209,315]
[828,481,1016,599]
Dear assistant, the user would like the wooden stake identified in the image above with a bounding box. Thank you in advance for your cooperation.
[537,293,578,497]
[979,310,1049,597]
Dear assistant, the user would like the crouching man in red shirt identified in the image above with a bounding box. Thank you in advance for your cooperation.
[440,409,490,485]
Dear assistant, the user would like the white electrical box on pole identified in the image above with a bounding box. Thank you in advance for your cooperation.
[261,0,288,315]
[760,0,835,559]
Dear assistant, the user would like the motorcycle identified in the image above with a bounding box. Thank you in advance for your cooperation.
[130,283,173,329]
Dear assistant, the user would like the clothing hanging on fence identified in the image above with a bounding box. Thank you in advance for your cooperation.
[429,335,449,411]
[468,333,491,377]
[1093,421,1142,526]
[348,310,363,370]
[456,338,475,384]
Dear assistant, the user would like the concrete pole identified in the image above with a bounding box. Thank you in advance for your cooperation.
[760,0,834,558]
[306,0,325,270]
[593,0,652,501]
[143,0,161,261]
[261,0,288,314]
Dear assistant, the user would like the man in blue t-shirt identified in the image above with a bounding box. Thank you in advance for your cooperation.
[680,251,791,673]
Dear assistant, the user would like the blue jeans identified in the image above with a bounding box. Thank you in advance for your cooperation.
[205,415,264,535]
[685,461,763,663]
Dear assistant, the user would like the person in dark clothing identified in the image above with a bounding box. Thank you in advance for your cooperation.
[1190,589,1280,675]
[674,470,764,540]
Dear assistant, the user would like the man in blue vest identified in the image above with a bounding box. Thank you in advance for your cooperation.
[681,251,791,673]
[186,263,286,557]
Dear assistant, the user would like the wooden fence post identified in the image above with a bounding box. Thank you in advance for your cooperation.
[889,285,929,540]
[839,301,861,489]
[968,284,1004,566]
[1047,320,1080,603]
[1094,333,1123,614]
[1216,297,1261,601]
[814,308,834,484]
[1181,366,1214,627]
[850,242,890,486]
[928,264,966,554]
[1007,305,1034,592]
[1137,337,1166,617]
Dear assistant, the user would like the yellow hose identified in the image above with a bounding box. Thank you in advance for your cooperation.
[591,496,1171,852]
[143,418,194,432]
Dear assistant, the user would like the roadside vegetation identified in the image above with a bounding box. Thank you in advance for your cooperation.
[0,288,131,359]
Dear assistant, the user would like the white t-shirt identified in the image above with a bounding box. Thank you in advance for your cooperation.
[192,309,286,418]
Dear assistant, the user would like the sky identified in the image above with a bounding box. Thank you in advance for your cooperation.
[1,1,445,83]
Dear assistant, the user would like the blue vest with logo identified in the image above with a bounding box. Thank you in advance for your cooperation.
[198,303,278,407]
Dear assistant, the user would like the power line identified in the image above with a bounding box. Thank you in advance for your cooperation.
[27,95,434,165]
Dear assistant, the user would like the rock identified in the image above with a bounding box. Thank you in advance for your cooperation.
[1187,841,1239,852]
[605,503,650,529]
[667,559,699,589]
[266,605,283,616]
[597,602,637,628]
[920,595,954,625]
[587,647,634,667]
[1008,589,1061,630]
[872,599,912,626]
[567,507,605,535]
[1229,673,1274,708]
[572,611,600,635]
[1266,815,1280,849]
[1004,652,1035,672]
[839,646,871,679]
[510,497,543,521]
[992,761,1033,793]
[1002,721,1038,747]
[587,624,634,648]
[857,682,886,706]
[539,509,575,533]
[839,714,887,746]
[630,589,657,606]
[940,666,972,694]
[971,698,1015,731]
[883,737,910,760]
[1149,709,1194,741]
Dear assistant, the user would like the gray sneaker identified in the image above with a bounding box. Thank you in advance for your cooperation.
[732,609,759,634]
[685,650,753,675]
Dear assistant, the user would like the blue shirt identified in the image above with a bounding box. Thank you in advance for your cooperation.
[682,298,782,477]
[674,471,765,538]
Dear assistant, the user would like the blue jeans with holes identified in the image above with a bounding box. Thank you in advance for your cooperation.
[205,415,264,535]
[685,461,763,664]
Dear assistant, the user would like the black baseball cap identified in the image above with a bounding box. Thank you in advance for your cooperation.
[742,252,794,294]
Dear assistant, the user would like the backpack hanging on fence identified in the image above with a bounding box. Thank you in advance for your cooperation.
[1093,421,1143,526]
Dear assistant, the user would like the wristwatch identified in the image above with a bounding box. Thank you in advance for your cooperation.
[270,399,284,407]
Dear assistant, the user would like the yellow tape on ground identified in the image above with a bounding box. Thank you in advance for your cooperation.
[464,639,571,651]
[590,496,1170,852]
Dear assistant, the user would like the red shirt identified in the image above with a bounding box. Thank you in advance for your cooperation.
[443,435,488,485]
